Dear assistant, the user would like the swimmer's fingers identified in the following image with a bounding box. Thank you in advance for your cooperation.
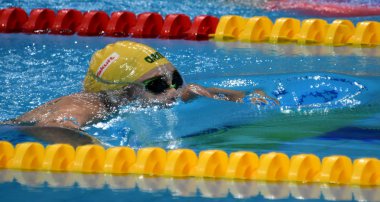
[267,96,280,105]
[251,89,280,106]
[273,98,280,105]
[253,89,267,96]
[250,97,268,105]
[247,95,280,106]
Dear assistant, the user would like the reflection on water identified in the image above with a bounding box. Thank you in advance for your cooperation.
[215,41,380,57]
[214,42,380,77]
[0,169,379,201]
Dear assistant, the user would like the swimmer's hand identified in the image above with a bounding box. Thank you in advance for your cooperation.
[243,90,280,106]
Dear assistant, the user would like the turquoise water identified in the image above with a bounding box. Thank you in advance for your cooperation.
[1,35,379,157]
[1,0,380,201]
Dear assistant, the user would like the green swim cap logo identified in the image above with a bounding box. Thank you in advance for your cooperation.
[144,52,165,63]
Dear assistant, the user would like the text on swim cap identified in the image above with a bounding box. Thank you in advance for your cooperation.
[144,52,165,63]
[96,52,120,77]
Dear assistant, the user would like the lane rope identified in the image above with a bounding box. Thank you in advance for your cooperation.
[0,141,379,186]
[1,7,379,46]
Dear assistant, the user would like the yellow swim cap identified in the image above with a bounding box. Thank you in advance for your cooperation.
[83,41,170,92]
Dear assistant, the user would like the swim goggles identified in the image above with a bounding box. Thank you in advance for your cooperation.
[142,70,184,94]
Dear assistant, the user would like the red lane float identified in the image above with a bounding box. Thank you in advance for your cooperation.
[266,2,380,17]
[51,9,83,35]
[22,8,55,34]
[77,11,109,36]
[105,11,136,37]
[160,14,191,39]
[129,12,163,38]
[0,7,28,33]
[186,15,219,40]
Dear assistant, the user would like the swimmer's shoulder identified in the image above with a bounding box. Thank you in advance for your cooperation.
[41,92,111,114]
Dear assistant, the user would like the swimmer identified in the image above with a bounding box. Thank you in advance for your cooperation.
[2,41,278,145]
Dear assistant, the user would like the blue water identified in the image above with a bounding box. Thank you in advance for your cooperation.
[1,0,380,201]
[1,34,380,155]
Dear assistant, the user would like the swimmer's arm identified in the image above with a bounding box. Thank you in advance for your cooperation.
[206,87,246,102]
[181,84,245,102]
[181,84,280,105]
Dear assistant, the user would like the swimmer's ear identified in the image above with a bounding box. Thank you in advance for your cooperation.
[14,126,103,147]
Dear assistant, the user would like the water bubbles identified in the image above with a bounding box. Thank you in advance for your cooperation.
[93,116,122,130]
[215,79,258,88]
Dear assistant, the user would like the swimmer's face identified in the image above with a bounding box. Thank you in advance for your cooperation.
[135,63,184,105]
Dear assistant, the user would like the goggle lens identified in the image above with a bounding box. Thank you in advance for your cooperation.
[172,70,183,90]
[143,70,184,94]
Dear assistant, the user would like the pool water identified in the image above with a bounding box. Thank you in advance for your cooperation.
[1,35,380,156]
[1,0,380,201]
